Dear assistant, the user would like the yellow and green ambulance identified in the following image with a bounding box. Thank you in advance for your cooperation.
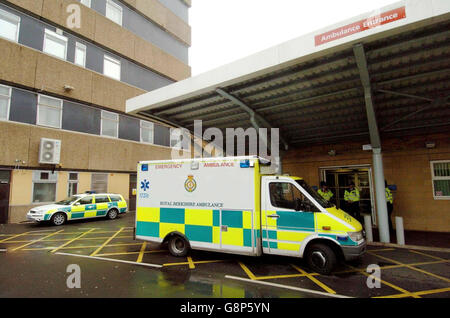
[135,156,366,274]
[27,193,127,226]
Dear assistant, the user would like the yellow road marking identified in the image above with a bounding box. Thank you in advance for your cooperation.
[368,248,396,252]
[90,227,124,257]
[10,230,64,252]
[408,249,447,261]
[1,235,134,244]
[51,228,96,253]
[291,264,336,294]
[22,242,145,251]
[163,260,227,267]
[238,262,257,280]
[97,250,164,257]
[187,256,196,269]
[368,251,450,284]
[375,287,450,298]
[347,264,420,298]
[0,232,31,243]
[136,243,147,263]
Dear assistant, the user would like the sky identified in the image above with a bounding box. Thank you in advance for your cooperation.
[189,0,398,75]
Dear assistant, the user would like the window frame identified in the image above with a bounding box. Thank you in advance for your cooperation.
[100,110,119,138]
[103,54,121,81]
[0,84,12,121]
[105,0,123,26]
[37,94,63,129]
[32,171,58,204]
[68,172,79,197]
[74,42,87,68]
[43,28,68,60]
[79,0,91,7]
[140,120,154,144]
[431,160,450,200]
[0,8,21,42]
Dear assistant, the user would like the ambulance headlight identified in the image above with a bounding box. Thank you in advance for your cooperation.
[348,231,363,242]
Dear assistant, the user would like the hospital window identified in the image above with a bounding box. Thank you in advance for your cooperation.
[91,173,108,194]
[74,42,87,67]
[0,84,11,121]
[106,0,123,26]
[32,171,58,203]
[79,0,91,7]
[43,29,68,60]
[101,110,119,138]
[0,8,20,42]
[68,173,79,197]
[37,95,63,129]
[431,161,450,200]
[140,120,154,144]
[103,55,121,80]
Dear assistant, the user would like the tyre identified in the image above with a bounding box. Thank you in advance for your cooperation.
[106,209,119,220]
[51,212,66,226]
[305,243,337,275]
[167,235,190,257]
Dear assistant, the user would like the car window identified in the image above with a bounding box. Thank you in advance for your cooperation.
[109,195,122,202]
[269,182,319,212]
[78,196,93,205]
[95,195,110,203]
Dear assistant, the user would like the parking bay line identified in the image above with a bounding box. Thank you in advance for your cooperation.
[10,230,64,252]
[226,275,352,298]
[55,252,162,268]
[291,264,337,294]
[375,287,450,299]
[368,251,450,284]
[51,228,97,253]
[136,242,147,263]
[90,227,124,257]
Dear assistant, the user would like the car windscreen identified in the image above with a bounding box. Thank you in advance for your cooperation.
[295,180,334,209]
[56,196,80,205]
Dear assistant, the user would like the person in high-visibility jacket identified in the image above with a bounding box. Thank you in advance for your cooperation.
[318,181,334,202]
[385,180,394,233]
[344,182,361,223]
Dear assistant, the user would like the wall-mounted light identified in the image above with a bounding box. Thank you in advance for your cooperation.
[425,141,436,149]
[328,150,336,156]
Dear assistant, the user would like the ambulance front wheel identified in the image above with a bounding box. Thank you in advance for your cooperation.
[51,212,66,226]
[168,235,190,257]
[305,243,337,275]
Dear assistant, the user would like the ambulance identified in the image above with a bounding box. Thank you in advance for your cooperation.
[135,156,366,274]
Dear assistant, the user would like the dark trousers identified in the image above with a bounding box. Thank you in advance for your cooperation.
[387,202,394,232]
[347,202,361,223]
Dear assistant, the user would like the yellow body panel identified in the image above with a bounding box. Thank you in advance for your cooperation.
[185,209,213,226]
[160,223,185,238]
[136,207,160,223]
[277,242,301,251]
[243,211,252,229]
[212,226,220,244]
[222,228,244,246]
[277,231,311,242]
[84,211,97,218]
[323,207,363,232]
[96,203,109,210]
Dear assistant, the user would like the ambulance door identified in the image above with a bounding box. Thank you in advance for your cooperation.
[261,177,318,256]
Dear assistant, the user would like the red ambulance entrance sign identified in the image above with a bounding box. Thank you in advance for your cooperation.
[315,7,406,46]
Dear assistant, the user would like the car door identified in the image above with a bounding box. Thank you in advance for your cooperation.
[93,194,111,217]
[71,195,95,219]
[261,177,319,256]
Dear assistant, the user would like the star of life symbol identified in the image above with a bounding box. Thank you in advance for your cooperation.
[141,179,150,192]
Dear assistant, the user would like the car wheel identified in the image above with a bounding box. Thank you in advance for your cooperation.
[51,212,66,226]
[106,209,119,220]
[305,243,337,275]
[168,235,190,257]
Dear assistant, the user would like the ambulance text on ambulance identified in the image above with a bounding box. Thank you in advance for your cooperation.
[315,7,406,46]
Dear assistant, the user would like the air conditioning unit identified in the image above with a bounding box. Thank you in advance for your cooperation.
[39,138,61,165]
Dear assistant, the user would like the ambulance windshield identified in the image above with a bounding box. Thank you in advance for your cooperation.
[295,180,334,208]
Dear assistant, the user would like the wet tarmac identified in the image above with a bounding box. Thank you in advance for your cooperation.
[0,212,449,298]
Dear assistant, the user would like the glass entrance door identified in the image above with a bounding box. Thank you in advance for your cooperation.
[321,166,376,224]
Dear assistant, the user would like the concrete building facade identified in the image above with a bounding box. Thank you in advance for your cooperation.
[0,0,192,223]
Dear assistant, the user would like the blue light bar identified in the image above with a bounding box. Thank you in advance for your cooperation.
[240,160,250,168]
[141,164,148,171]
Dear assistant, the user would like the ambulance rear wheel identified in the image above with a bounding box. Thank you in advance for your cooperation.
[305,243,337,275]
[168,235,190,257]
[106,209,119,220]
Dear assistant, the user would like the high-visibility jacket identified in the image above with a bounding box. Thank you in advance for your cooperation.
[344,188,360,202]
[385,187,393,204]
[318,189,334,201]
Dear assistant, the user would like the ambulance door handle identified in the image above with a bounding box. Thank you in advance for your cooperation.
[268,214,280,219]
[221,225,228,232]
